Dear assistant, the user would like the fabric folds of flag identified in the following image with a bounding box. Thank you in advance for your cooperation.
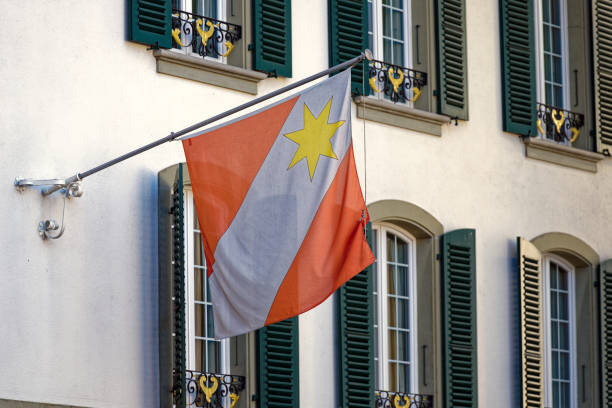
[182,70,375,338]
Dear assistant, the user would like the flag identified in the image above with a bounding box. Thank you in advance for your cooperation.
[182,69,375,338]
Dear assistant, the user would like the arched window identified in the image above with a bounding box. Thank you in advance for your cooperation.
[372,224,417,393]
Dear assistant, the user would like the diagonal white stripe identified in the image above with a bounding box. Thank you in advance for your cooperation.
[209,70,353,338]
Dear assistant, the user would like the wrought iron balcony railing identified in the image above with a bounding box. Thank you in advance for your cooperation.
[367,59,427,104]
[176,370,246,407]
[171,9,242,59]
[375,390,433,408]
[536,102,584,143]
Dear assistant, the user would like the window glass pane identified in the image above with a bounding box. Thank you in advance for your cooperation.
[397,331,409,361]
[207,340,219,372]
[543,25,551,52]
[383,7,392,37]
[553,56,563,83]
[397,298,409,329]
[559,351,569,380]
[554,85,564,108]
[397,266,409,296]
[391,10,403,40]
[550,263,558,288]
[550,0,560,25]
[387,233,396,262]
[561,382,570,407]
[388,330,397,359]
[207,304,215,337]
[542,0,550,22]
[195,269,204,302]
[196,303,204,337]
[397,238,408,264]
[551,291,558,319]
[552,350,559,377]
[545,56,552,83]
[388,297,397,327]
[551,320,558,348]
[388,361,397,390]
[383,38,393,66]
[552,27,562,54]
[397,363,409,393]
[558,267,568,290]
[553,381,560,407]
[559,321,568,349]
[387,264,396,295]
[558,292,568,320]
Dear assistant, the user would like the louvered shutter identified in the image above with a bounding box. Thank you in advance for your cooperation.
[600,259,612,405]
[129,0,172,48]
[499,0,537,136]
[252,0,292,77]
[328,0,368,96]
[517,237,543,408]
[157,164,187,408]
[440,229,477,407]
[257,317,299,407]
[337,222,374,407]
[593,1,612,155]
[436,0,469,120]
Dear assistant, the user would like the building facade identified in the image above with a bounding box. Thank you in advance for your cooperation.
[1,0,612,407]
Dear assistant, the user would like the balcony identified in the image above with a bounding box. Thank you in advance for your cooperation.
[375,390,433,408]
[536,102,584,144]
[366,58,428,104]
[171,9,242,59]
[175,370,246,407]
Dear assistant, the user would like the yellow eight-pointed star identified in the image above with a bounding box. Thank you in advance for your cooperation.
[284,97,344,180]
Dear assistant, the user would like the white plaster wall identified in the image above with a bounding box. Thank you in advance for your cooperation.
[0,0,610,407]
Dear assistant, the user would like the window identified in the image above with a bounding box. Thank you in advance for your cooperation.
[128,0,292,93]
[372,224,417,394]
[157,163,299,408]
[542,256,577,408]
[337,200,476,407]
[329,0,468,133]
[517,234,603,407]
[500,0,612,160]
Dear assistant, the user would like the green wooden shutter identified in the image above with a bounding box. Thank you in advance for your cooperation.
[436,0,469,120]
[499,0,537,136]
[593,1,612,155]
[600,259,612,405]
[257,317,299,407]
[337,222,374,407]
[328,0,368,96]
[517,237,543,408]
[129,0,172,48]
[440,229,477,407]
[252,0,292,77]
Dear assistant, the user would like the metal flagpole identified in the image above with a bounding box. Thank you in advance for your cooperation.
[21,52,367,198]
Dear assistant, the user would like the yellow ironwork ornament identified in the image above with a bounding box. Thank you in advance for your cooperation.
[570,127,580,143]
[199,375,219,403]
[229,393,240,408]
[222,41,235,57]
[196,19,216,48]
[171,28,184,47]
[411,87,422,102]
[536,118,545,135]
[393,394,410,408]
[551,109,565,134]
[388,68,404,94]
[369,76,380,93]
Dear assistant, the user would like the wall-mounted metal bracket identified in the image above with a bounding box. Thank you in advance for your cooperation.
[15,177,83,240]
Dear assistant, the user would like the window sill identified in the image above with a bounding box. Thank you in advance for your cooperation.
[524,138,604,173]
[153,49,267,95]
[353,96,449,136]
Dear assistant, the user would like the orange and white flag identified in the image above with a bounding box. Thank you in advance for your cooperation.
[182,70,375,338]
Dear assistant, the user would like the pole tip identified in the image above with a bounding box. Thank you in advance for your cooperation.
[364,49,373,61]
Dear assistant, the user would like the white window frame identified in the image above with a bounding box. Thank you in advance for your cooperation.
[185,189,230,375]
[173,0,228,64]
[534,0,571,143]
[542,254,577,408]
[372,223,418,393]
[368,0,414,105]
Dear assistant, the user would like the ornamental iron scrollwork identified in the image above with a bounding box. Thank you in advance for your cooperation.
[535,103,584,143]
[367,59,427,104]
[171,9,242,59]
[375,390,433,408]
[173,371,245,407]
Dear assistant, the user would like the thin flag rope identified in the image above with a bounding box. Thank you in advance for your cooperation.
[32,53,369,197]
[362,60,368,207]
